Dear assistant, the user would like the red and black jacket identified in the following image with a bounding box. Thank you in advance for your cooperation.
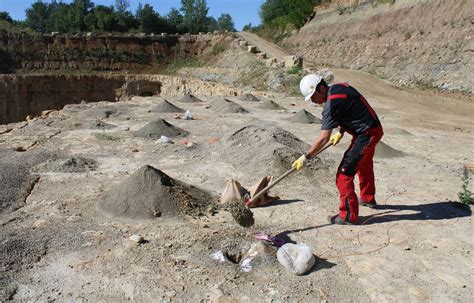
[321,83,381,135]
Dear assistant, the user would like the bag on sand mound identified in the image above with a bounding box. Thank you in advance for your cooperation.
[277,243,315,275]
[246,176,280,208]
[219,177,279,208]
[219,178,248,204]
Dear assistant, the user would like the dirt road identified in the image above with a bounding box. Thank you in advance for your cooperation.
[237,32,289,60]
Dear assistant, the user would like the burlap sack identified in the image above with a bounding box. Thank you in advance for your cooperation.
[219,178,248,204]
[246,176,280,208]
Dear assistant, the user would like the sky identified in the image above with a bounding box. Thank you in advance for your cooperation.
[0,0,265,31]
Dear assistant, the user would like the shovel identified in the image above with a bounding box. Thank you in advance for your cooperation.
[245,142,333,206]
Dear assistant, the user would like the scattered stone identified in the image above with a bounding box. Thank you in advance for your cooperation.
[84,119,116,130]
[287,109,322,124]
[150,100,185,113]
[133,119,188,139]
[129,235,145,244]
[266,58,278,67]
[257,52,267,59]
[284,55,303,68]
[239,41,248,47]
[248,45,258,53]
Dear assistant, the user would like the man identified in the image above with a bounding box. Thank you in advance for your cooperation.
[292,74,383,225]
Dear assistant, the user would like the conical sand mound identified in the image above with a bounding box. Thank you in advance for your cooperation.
[238,93,260,102]
[220,125,328,175]
[179,94,203,103]
[287,110,321,124]
[150,100,185,113]
[375,141,405,158]
[97,165,215,219]
[258,100,285,110]
[212,99,249,114]
[133,119,188,139]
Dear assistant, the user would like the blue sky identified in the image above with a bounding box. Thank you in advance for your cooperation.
[0,0,265,30]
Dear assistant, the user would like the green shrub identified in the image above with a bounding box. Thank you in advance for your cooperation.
[287,66,303,75]
[459,167,474,205]
[211,43,226,56]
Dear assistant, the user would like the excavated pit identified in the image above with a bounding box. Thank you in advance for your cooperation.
[97,165,216,220]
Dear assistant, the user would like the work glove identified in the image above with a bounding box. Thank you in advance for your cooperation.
[330,132,343,146]
[292,154,307,171]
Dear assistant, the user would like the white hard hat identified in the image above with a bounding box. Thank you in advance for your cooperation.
[300,74,322,101]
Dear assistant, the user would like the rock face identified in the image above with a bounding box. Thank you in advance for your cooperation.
[0,74,242,124]
[284,0,474,93]
[284,55,303,68]
[0,30,226,73]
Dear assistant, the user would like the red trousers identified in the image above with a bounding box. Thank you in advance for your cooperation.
[336,126,383,223]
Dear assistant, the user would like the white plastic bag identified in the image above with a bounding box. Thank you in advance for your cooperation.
[184,110,193,120]
[159,135,172,144]
[277,243,315,275]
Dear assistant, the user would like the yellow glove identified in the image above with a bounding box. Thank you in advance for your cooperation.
[292,154,307,171]
[330,132,343,146]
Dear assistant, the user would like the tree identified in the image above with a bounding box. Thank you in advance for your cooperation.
[217,13,235,32]
[206,16,218,32]
[166,7,183,30]
[138,4,168,34]
[26,1,51,32]
[180,0,209,33]
[115,0,130,14]
[242,23,252,31]
[260,0,315,31]
[0,11,13,23]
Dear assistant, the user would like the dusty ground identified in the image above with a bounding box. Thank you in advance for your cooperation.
[1,35,474,302]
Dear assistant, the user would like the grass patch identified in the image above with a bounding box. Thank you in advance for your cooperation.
[94,133,121,141]
[287,66,303,75]
[459,167,474,205]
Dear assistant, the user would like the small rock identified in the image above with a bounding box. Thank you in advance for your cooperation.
[404,247,411,251]
[129,234,144,244]
[131,148,139,152]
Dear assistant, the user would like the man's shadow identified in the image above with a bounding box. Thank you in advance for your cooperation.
[359,201,471,224]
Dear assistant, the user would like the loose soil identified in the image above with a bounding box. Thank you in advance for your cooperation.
[287,109,322,124]
[238,93,260,102]
[150,99,185,113]
[179,93,203,103]
[212,98,249,114]
[97,165,215,220]
[133,118,188,139]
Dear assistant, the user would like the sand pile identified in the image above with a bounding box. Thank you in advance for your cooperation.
[33,157,97,173]
[258,100,285,110]
[179,94,203,103]
[133,119,188,139]
[80,107,118,119]
[150,100,185,113]
[212,99,249,114]
[220,125,317,175]
[239,93,260,102]
[96,165,215,219]
[287,110,321,124]
[375,141,406,158]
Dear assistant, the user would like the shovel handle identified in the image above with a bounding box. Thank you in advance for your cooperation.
[248,142,333,205]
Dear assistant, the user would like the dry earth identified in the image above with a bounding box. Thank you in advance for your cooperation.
[1,36,474,303]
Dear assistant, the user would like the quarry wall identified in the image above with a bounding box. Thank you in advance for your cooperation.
[0,31,225,72]
[0,74,241,124]
[284,0,473,94]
